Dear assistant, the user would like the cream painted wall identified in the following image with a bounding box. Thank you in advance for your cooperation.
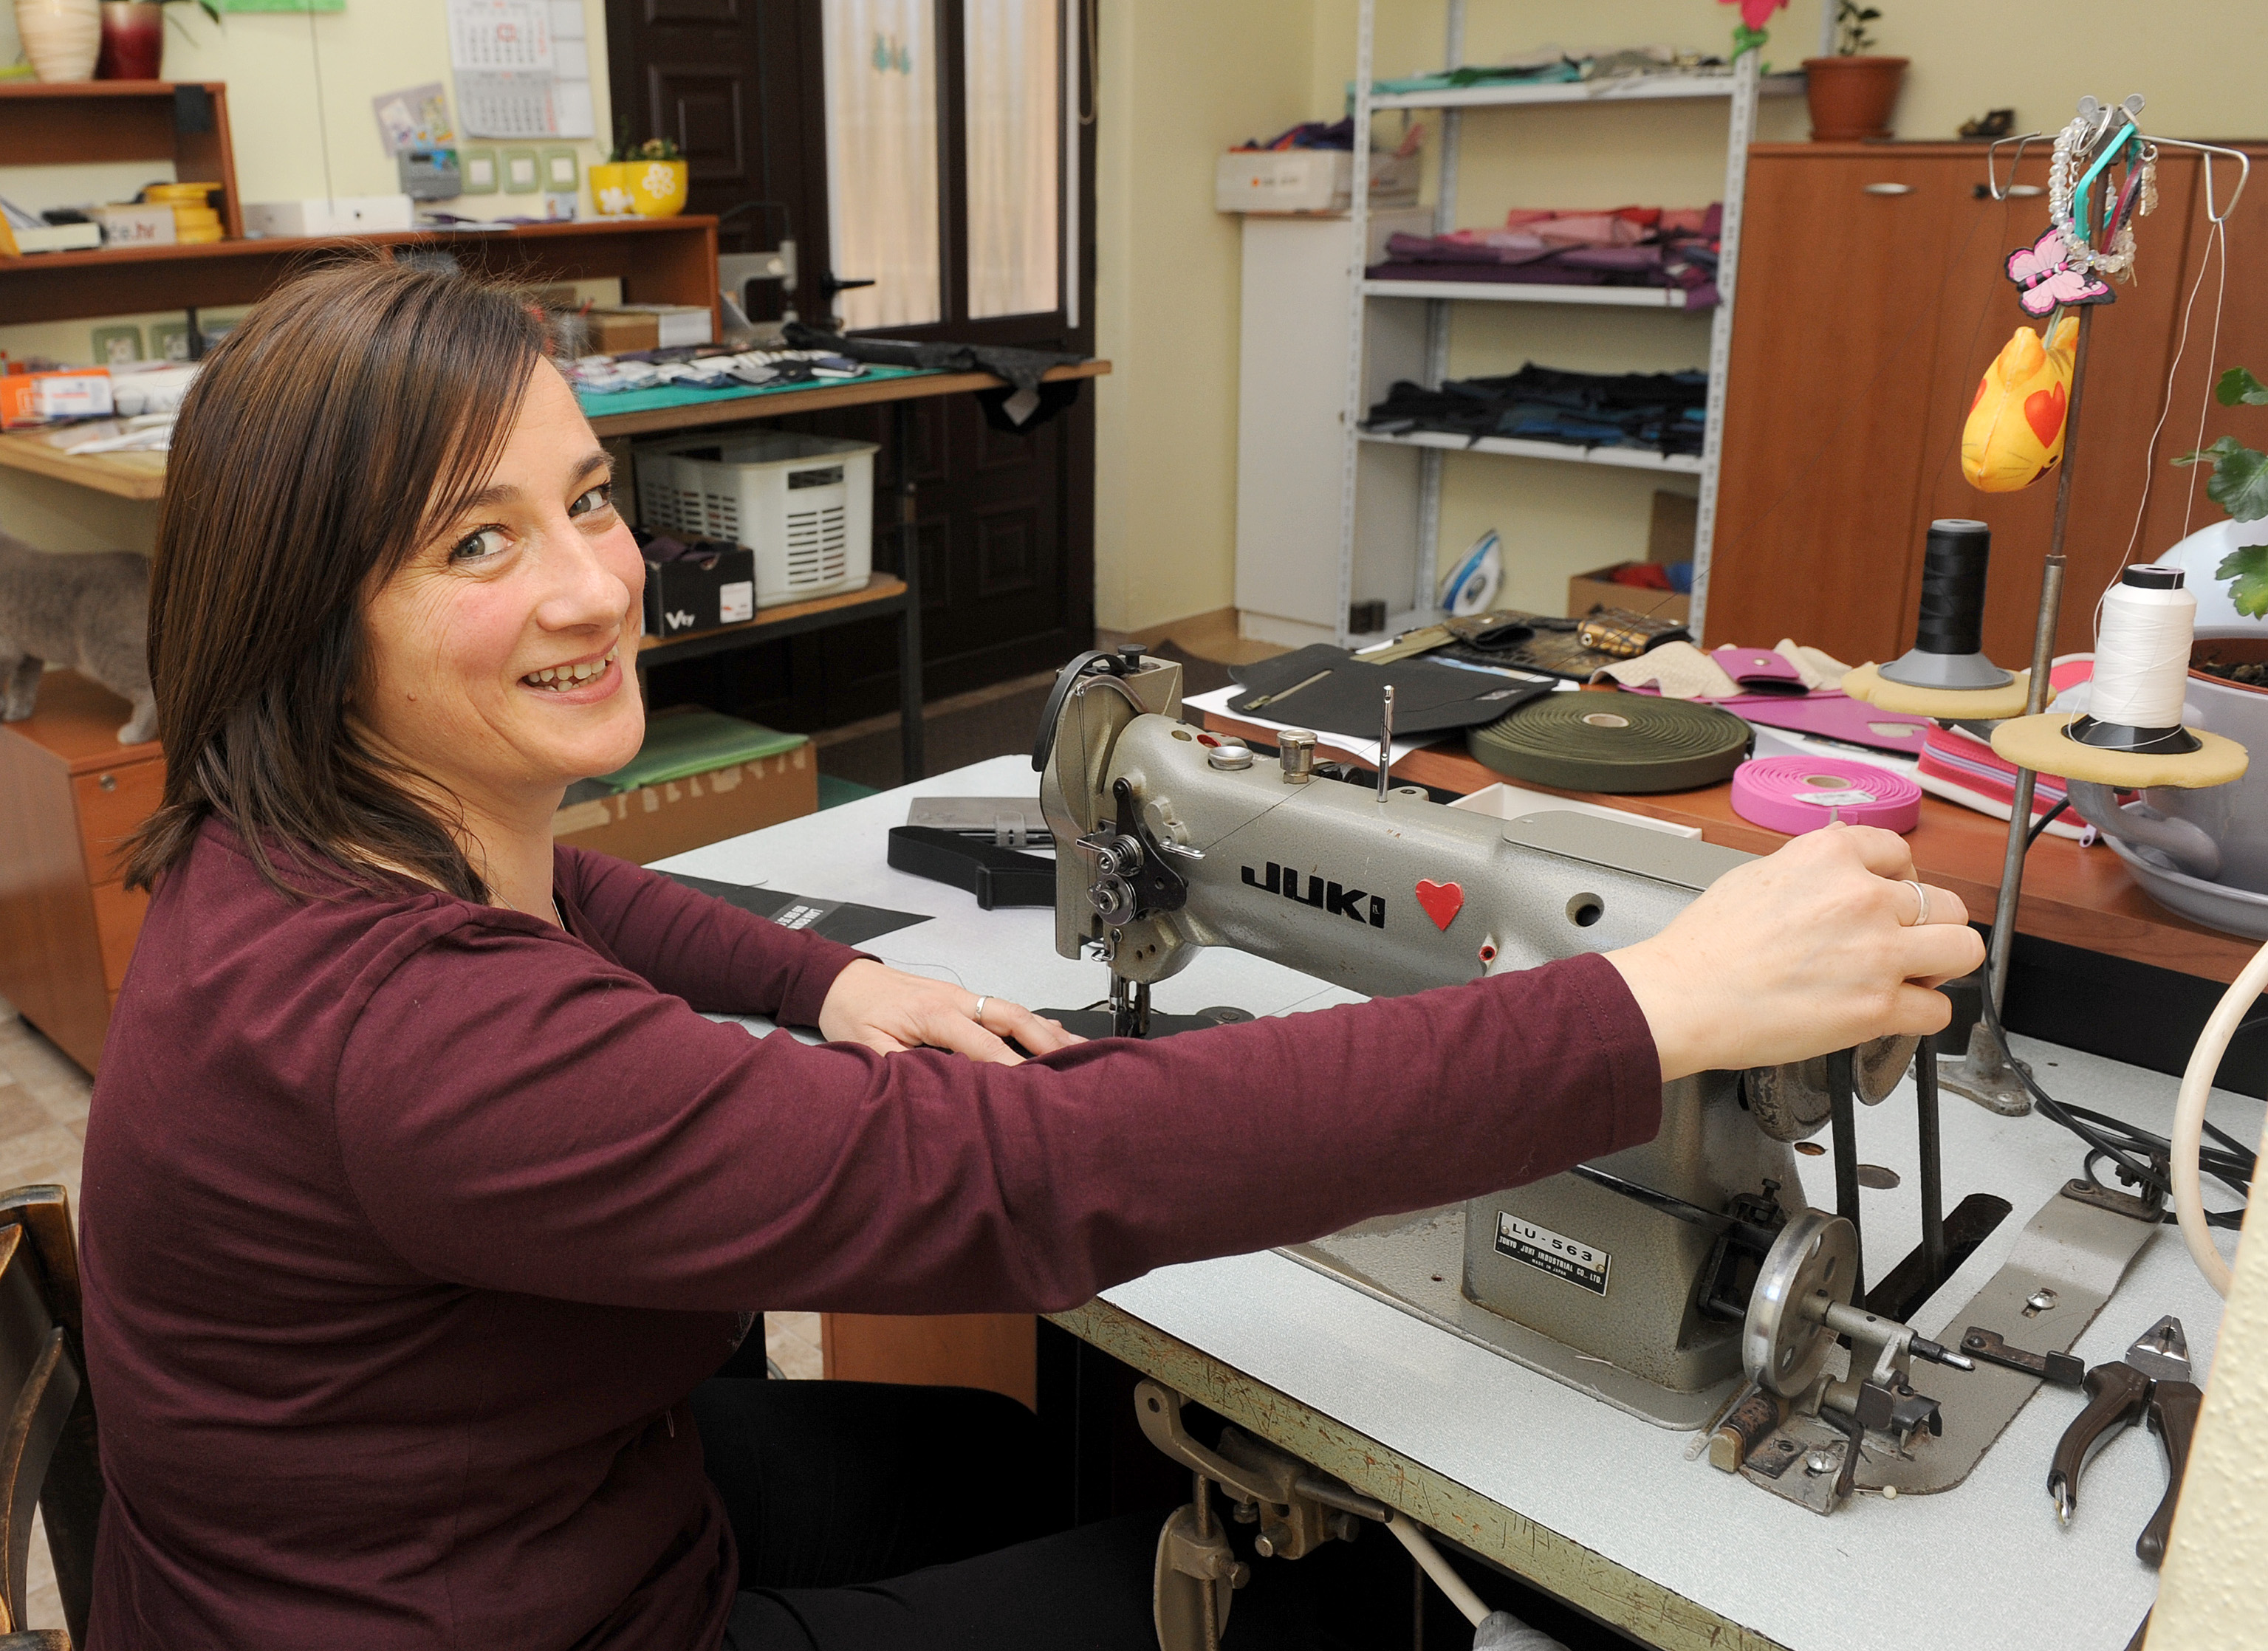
[0,0,615,552]
[1140,0,2267,626]
[1091,0,1316,633]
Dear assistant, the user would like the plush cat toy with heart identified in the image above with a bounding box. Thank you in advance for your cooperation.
[1962,315,2079,492]
[0,529,157,744]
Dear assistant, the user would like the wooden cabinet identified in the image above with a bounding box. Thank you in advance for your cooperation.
[1708,142,2268,666]
[821,1313,1036,1409]
[0,673,162,1074]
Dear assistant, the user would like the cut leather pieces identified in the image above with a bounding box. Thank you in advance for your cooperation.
[1598,642,1932,758]
[1226,644,1555,738]
[1365,364,1709,456]
[1368,205,1723,305]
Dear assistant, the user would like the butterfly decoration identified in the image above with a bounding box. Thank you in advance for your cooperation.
[2005,229,2114,318]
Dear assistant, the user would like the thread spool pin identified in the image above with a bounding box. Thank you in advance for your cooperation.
[2067,564,2201,755]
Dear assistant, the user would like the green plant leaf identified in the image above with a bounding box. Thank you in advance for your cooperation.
[2215,544,2268,617]
[2216,365,2268,407]
[2180,435,2268,521]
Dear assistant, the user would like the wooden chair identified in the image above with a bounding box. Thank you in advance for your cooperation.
[0,1187,101,1650]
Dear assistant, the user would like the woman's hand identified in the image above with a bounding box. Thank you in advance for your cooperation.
[816,959,1085,1065]
[1606,823,1984,1082]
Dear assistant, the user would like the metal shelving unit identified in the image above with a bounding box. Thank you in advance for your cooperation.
[1332,1,1821,645]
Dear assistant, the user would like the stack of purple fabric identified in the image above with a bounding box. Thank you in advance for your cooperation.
[1367,205,1721,309]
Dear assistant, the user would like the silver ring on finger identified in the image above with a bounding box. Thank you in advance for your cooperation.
[1903,880,1929,927]
[972,995,990,1023]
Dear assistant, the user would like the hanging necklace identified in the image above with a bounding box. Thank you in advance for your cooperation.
[2048,109,2156,284]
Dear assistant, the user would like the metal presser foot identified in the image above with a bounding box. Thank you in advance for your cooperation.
[1937,1021,2033,1117]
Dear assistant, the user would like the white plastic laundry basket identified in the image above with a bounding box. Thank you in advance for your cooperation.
[633,430,877,607]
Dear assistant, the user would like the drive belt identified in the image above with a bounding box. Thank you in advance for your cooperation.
[1466,693,1752,794]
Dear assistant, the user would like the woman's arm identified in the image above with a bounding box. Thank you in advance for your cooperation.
[555,847,1079,1058]
[331,936,1661,1317]
[555,845,865,1024]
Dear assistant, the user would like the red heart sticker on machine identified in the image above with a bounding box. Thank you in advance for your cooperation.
[1415,880,1464,930]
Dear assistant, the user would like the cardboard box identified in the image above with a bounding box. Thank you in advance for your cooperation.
[588,309,662,353]
[1215,148,1420,214]
[91,204,176,247]
[0,368,112,430]
[643,542,758,637]
[243,195,417,237]
[1566,490,1696,625]
[611,303,715,349]
[552,743,818,865]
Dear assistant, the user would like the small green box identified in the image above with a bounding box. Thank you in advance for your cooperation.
[91,325,143,365]
[459,145,499,196]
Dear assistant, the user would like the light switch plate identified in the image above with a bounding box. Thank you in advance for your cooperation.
[459,145,499,196]
[503,148,541,194]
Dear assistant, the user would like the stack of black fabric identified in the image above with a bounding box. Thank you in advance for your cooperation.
[1364,364,1707,456]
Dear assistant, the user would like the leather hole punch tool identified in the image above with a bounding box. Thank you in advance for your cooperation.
[2044,1314,2204,1567]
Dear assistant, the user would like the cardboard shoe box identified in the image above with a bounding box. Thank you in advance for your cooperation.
[643,542,758,638]
[1567,490,1695,625]
[553,742,818,865]
[1215,148,1420,214]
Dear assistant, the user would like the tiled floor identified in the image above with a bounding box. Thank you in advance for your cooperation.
[0,996,89,1638]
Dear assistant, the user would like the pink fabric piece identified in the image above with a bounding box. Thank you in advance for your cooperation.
[1711,645,1806,691]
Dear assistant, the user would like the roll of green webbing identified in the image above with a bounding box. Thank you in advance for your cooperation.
[1467,693,1752,794]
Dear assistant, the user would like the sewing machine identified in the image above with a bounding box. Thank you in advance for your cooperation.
[1035,648,1978,1505]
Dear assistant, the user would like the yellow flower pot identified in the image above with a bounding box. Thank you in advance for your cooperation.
[589,162,636,217]
[628,158,689,218]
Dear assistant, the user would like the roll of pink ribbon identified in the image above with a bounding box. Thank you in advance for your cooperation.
[1730,755,1923,836]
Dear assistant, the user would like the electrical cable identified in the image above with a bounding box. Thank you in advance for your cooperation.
[2024,794,2071,851]
[1976,816,2256,1230]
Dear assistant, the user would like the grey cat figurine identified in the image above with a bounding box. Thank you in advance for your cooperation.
[0,530,157,745]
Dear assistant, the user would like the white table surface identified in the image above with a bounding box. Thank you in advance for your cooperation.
[656,755,2258,1651]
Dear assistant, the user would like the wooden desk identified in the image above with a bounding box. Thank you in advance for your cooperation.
[1200,706,2259,987]
[0,435,166,503]
[0,673,160,1074]
[7,363,1113,504]
[586,360,1111,439]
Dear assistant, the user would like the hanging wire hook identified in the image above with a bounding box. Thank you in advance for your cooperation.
[1986,131,2049,201]
[2150,138,2252,224]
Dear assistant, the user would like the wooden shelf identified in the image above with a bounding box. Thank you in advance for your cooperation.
[637,574,909,665]
[0,433,165,501]
[1200,703,2266,988]
[0,80,241,238]
[0,214,722,329]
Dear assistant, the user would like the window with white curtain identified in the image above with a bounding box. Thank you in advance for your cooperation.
[962,0,1059,319]
[820,0,942,330]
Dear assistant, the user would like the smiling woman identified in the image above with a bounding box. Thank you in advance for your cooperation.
[78,258,1978,1651]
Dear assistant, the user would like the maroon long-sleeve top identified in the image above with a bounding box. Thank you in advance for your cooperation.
[79,818,1661,1650]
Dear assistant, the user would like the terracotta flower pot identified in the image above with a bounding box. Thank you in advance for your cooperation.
[16,0,103,82]
[96,1,162,80]
[1802,55,1909,142]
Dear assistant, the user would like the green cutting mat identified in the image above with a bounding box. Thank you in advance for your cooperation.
[597,708,808,794]
[576,364,934,420]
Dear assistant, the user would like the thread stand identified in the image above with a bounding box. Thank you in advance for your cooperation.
[1942,101,2255,1113]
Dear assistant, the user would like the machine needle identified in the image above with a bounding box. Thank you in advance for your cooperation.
[1377,685,1396,803]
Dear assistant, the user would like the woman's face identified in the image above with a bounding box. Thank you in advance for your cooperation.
[359,361,645,818]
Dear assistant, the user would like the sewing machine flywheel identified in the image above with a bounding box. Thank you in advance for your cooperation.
[1743,1209,1859,1396]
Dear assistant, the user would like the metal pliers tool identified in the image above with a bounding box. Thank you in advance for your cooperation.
[2046,1315,2203,1568]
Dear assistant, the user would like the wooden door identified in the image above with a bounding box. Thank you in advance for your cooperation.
[608,1,1098,741]
[604,0,826,301]
[1706,148,1973,662]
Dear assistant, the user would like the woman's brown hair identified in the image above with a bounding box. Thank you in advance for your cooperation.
[123,255,550,900]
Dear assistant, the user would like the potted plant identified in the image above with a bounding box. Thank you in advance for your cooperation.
[1803,2,1908,141]
[598,137,689,218]
[95,0,219,81]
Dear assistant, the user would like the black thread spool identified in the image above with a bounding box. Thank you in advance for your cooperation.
[1879,520,2015,691]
